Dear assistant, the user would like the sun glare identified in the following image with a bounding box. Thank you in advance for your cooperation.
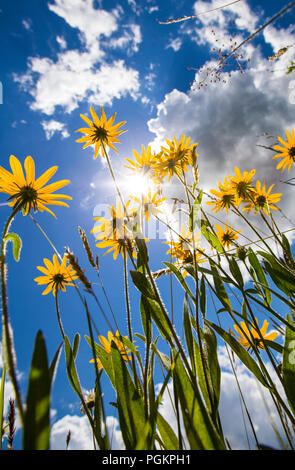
[123,173,152,197]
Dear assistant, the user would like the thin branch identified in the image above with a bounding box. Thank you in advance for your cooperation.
[157,0,243,24]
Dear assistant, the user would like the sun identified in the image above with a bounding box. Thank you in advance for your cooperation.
[123,173,153,198]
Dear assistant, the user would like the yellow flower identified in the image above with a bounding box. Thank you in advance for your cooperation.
[230,318,278,349]
[165,225,200,259]
[76,106,126,159]
[89,331,131,369]
[273,129,295,173]
[80,389,95,414]
[95,235,136,260]
[0,155,71,217]
[155,134,197,181]
[124,145,162,184]
[131,188,166,222]
[227,167,256,204]
[165,224,204,277]
[215,222,241,250]
[207,178,237,214]
[92,200,134,241]
[243,180,281,216]
[34,254,79,296]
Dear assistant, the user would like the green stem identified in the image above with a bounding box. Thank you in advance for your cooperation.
[123,254,140,390]
[55,289,65,340]
[1,208,24,426]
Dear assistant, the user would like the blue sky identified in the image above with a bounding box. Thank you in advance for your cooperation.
[1,0,295,450]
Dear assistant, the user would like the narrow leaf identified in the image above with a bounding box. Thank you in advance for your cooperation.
[4,233,22,262]
[23,330,51,450]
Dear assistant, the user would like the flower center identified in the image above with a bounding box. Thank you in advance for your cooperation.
[236,181,252,198]
[222,233,233,243]
[10,185,38,211]
[93,125,108,142]
[289,146,295,160]
[222,194,234,206]
[53,273,65,289]
[256,195,267,207]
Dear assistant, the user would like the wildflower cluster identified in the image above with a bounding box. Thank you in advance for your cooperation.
[1,99,295,452]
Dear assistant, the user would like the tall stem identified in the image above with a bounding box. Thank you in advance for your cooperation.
[1,208,24,425]
[54,289,65,340]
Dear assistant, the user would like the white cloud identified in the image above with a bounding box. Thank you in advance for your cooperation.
[51,414,93,450]
[148,6,159,14]
[109,24,142,54]
[127,0,142,16]
[50,413,124,450]
[166,37,182,52]
[56,35,67,50]
[22,19,32,31]
[41,120,70,139]
[48,0,118,46]
[14,0,141,117]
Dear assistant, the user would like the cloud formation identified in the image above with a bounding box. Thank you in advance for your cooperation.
[14,0,141,133]
[147,0,295,248]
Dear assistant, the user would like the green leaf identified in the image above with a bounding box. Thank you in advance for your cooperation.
[205,320,271,389]
[143,297,172,344]
[263,340,283,355]
[183,295,196,375]
[48,342,63,386]
[111,342,149,449]
[199,275,206,316]
[157,412,179,450]
[189,196,201,232]
[192,337,212,412]
[173,352,225,450]
[209,260,232,312]
[23,330,51,450]
[257,251,295,297]
[248,248,271,304]
[201,220,224,253]
[163,262,194,300]
[135,237,149,274]
[203,324,221,420]
[4,233,22,262]
[228,256,244,288]
[151,344,172,371]
[140,295,152,344]
[130,270,156,300]
[282,314,295,415]
[72,333,80,359]
[64,335,83,398]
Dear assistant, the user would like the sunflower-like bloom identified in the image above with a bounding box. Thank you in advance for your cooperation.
[155,135,197,181]
[92,200,134,241]
[165,224,204,277]
[124,145,163,185]
[95,235,137,260]
[215,222,241,250]
[207,178,237,214]
[0,155,71,217]
[243,180,282,216]
[89,330,131,370]
[230,318,278,349]
[227,167,256,204]
[34,254,79,296]
[273,129,295,173]
[80,389,96,414]
[76,106,126,159]
[131,188,166,222]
